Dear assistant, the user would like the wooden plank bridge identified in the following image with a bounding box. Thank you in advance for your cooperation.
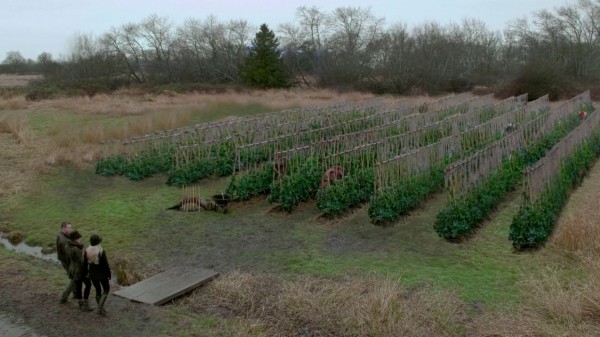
[114,266,219,305]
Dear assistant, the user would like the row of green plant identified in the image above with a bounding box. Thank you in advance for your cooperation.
[316,169,375,216]
[225,163,274,201]
[433,157,523,240]
[97,141,275,186]
[363,104,521,224]
[94,96,489,189]
[433,106,592,241]
[509,129,600,248]
[166,155,234,186]
[96,142,234,185]
[266,158,323,212]
[369,165,445,225]
[314,104,514,217]
[95,145,176,181]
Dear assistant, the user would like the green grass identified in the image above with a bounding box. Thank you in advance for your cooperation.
[1,162,578,311]
[0,246,64,285]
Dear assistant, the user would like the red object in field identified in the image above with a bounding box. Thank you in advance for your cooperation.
[320,166,345,189]
[579,111,587,119]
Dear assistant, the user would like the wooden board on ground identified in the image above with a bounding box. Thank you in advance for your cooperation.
[113,266,219,305]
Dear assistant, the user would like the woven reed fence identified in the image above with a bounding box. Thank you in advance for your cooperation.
[236,94,491,175]
[120,100,353,145]
[372,93,529,165]
[374,135,461,192]
[122,99,388,148]
[270,93,519,188]
[444,91,590,198]
[524,108,600,203]
[122,93,474,150]
[268,94,493,181]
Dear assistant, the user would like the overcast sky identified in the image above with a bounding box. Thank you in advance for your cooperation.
[1,0,572,61]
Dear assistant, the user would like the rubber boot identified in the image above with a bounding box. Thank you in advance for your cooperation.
[97,294,108,316]
[96,295,101,305]
[80,299,93,312]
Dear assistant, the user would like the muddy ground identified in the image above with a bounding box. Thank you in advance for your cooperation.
[0,251,178,337]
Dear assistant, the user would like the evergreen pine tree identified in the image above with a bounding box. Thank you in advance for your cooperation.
[241,24,291,88]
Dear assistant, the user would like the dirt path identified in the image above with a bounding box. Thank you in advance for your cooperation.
[0,251,179,337]
[0,312,47,337]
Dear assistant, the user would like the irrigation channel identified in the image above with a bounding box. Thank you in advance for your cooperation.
[0,233,59,264]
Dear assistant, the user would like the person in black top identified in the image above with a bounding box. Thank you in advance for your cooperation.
[84,234,112,316]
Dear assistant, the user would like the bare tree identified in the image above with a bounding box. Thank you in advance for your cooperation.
[67,33,123,88]
[447,19,502,85]
[2,51,27,73]
[174,16,250,83]
[534,0,600,80]
[138,15,175,82]
[277,22,312,86]
[323,6,385,85]
[373,23,413,92]
[295,6,329,79]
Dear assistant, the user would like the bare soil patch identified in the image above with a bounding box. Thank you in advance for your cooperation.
[0,251,175,337]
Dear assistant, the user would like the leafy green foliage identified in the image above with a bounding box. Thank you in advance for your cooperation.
[268,158,322,212]
[316,168,374,216]
[166,158,215,186]
[435,104,593,241]
[510,132,600,248]
[369,166,445,226]
[434,159,520,240]
[226,164,274,201]
[96,146,174,181]
[95,142,236,186]
[96,155,127,176]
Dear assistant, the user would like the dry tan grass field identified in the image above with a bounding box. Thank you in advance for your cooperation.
[1,86,600,336]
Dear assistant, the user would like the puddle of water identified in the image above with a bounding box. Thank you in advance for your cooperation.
[0,312,48,337]
[0,235,59,264]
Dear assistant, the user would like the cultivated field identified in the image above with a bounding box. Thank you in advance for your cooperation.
[1,88,599,337]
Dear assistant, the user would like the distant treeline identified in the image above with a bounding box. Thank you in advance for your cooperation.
[1,1,599,100]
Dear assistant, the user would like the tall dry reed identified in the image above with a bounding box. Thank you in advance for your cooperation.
[552,165,600,256]
[0,96,28,110]
[0,112,35,145]
[467,162,600,336]
[183,271,466,337]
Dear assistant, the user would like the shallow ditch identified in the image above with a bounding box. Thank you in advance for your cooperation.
[0,233,59,264]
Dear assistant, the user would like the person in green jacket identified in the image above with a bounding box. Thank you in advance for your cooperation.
[68,230,92,311]
[57,221,75,304]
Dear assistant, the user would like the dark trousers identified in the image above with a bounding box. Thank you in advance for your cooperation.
[75,278,91,300]
[92,279,110,297]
